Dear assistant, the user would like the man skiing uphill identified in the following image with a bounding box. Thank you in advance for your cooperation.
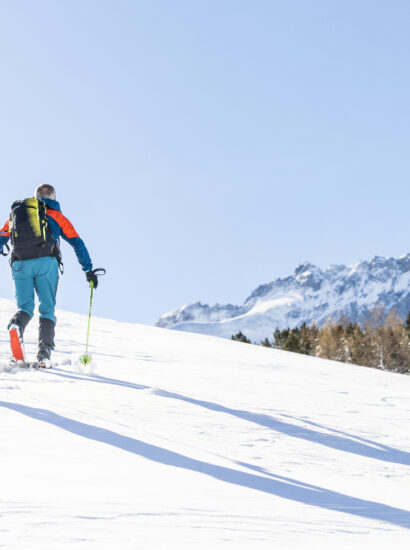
[0,184,103,368]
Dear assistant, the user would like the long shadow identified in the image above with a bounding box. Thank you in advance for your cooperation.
[49,368,149,391]
[50,369,410,466]
[154,389,410,466]
[280,413,396,448]
[1,400,409,529]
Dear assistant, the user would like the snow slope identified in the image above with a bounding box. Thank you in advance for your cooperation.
[157,254,410,341]
[1,296,410,549]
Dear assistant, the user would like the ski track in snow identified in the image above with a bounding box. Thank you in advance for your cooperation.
[0,297,410,548]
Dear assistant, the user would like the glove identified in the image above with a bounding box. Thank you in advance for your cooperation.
[86,270,99,289]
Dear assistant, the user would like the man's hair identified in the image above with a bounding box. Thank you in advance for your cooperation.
[34,184,56,200]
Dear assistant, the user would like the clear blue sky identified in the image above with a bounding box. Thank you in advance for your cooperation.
[1,0,409,324]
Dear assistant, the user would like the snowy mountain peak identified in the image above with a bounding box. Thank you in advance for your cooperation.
[294,262,324,290]
[157,253,410,341]
[295,260,317,274]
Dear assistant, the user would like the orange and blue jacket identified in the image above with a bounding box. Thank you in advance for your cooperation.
[0,199,93,272]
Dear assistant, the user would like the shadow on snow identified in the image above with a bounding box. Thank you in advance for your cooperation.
[0,399,410,530]
[48,369,410,467]
[154,389,410,467]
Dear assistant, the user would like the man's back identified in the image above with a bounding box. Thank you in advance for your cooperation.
[1,184,102,367]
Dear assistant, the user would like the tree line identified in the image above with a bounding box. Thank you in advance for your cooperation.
[232,307,410,374]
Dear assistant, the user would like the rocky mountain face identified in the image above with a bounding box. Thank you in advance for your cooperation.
[157,254,410,341]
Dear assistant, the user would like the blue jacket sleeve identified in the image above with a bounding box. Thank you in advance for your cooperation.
[61,234,93,272]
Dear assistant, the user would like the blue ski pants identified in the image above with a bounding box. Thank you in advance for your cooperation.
[12,257,59,325]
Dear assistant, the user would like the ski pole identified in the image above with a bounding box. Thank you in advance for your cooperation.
[80,282,94,365]
[85,281,94,356]
[80,268,106,365]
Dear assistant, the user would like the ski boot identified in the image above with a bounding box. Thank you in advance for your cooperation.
[38,318,55,368]
[37,344,53,369]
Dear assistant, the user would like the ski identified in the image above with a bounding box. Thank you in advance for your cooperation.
[12,361,52,370]
[8,359,71,370]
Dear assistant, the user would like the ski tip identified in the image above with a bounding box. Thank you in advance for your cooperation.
[9,327,25,362]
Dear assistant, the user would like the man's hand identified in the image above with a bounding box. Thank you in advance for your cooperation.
[86,268,106,289]
[86,270,99,289]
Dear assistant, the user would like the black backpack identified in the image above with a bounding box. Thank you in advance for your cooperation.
[9,198,56,261]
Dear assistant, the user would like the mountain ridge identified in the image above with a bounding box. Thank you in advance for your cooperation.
[157,253,410,341]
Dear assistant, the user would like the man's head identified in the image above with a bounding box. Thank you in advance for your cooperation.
[34,184,56,201]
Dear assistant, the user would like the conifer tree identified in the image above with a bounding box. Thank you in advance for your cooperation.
[231,331,251,344]
[406,312,410,334]
[380,310,410,372]
[282,328,302,353]
[345,323,368,366]
[299,323,316,355]
[273,328,289,349]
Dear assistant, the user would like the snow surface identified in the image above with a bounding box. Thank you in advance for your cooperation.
[157,254,410,341]
[1,296,410,548]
